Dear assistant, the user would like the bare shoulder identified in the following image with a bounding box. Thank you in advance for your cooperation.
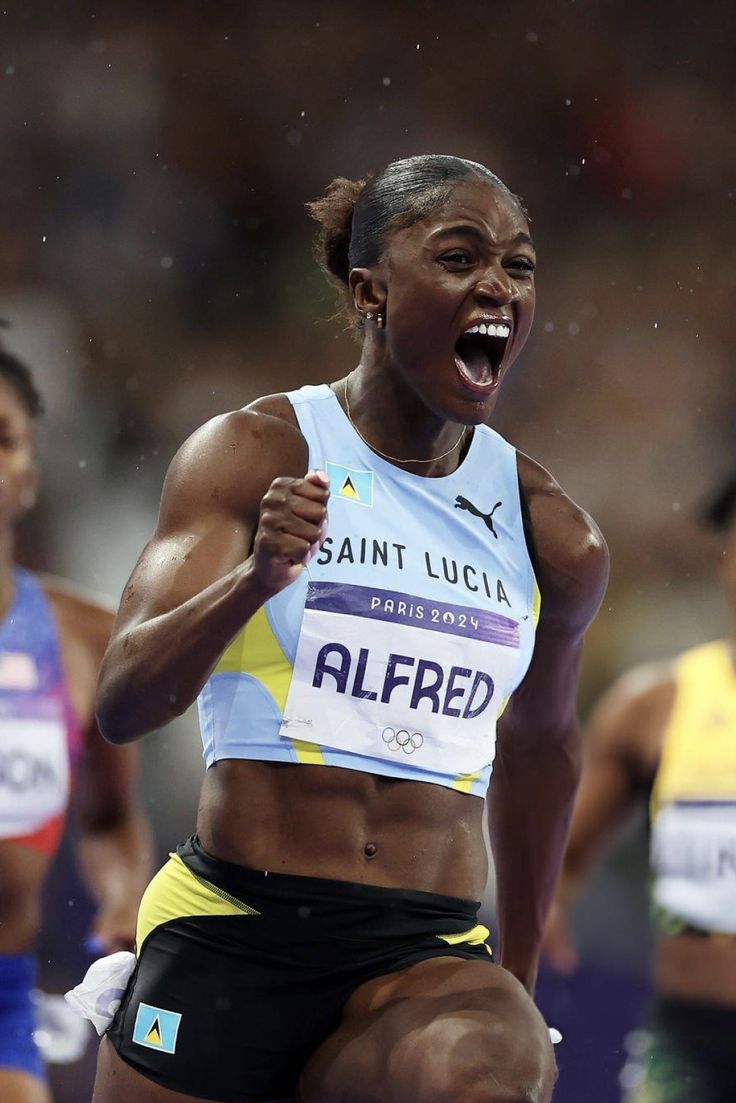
[517,450,609,634]
[161,394,306,524]
[41,576,115,670]
[592,660,677,733]
[587,659,677,768]
[171,394,303,488]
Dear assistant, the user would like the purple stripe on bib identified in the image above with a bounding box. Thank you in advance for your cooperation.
[305,582,519,648]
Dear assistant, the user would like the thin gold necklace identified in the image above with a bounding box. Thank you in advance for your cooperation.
[343,375,467,465]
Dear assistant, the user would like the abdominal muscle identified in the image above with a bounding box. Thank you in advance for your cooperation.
[196,759,489,900]
[655,933,736,1008]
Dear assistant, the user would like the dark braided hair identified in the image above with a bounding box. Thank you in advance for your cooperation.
[0,323,43,419]
[307,154,517,327]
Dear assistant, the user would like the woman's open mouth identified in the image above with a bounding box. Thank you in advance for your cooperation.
[454,322,511,392]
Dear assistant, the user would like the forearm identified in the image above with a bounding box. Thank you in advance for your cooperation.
[97,558,275,742]
[78,808,153,912]
[488,727,581,993]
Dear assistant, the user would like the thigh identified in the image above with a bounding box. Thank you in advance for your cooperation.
[299,956,557,1103]
[0,1069,51,1103]
[93,1038,295,1103]
[107,918,316,1101]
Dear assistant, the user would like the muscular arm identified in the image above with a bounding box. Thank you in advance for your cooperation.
[487,455,609,993]
[543,661,674,971]
[75,726,152,952]
[46,583,153,951]
[96,401,328,743]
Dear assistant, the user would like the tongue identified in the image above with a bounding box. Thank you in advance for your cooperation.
[455,339,492,384]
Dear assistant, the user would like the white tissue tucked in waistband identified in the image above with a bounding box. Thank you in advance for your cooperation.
[64,951,136,1036]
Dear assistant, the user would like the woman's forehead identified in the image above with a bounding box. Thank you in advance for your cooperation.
[395,179,529,249]
[436,179,525,228]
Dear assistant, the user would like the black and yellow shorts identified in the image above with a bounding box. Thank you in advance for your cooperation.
[108,835,494,1102]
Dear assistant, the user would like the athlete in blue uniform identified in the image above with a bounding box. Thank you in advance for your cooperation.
[91,155,609,1103]
[0,338,152,1102]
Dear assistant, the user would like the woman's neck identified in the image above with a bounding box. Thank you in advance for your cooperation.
[339,370,470,478]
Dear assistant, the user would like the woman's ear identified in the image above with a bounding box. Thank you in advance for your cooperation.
[349,268,386,317]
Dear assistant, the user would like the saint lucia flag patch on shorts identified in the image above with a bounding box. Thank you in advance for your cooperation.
[325,461,373,507]
[132,1002,182,1054]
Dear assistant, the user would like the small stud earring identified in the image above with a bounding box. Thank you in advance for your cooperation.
[376,312,385,329]
[365,312,373,321]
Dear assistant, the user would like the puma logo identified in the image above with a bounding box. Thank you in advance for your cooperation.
[454,496,502,538]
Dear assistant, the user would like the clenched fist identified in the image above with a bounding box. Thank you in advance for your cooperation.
[251,469,329,593]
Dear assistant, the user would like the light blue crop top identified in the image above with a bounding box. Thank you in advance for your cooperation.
[197,385,540,798]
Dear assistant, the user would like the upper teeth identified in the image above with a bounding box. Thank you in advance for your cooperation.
[464,322,511,338]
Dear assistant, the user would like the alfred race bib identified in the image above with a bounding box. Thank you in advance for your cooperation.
[281,581,521,776]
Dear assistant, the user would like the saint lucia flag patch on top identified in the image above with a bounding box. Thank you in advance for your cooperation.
[132,1002,182,1054]
[325,461,373,507]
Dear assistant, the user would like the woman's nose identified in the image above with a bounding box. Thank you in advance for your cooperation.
[474,267,519,304]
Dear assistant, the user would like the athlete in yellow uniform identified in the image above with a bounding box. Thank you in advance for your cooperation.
[544,475,736,1103]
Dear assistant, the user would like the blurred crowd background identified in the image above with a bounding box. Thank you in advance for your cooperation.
[2,1,734,1099]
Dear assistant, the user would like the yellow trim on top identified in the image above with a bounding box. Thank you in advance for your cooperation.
[214,604,320,760]
[135,853,259,954]
[497,578,541,722]
[531,578,542,626]
[452,770,482,793]
[215,605,292,711]
[290,738,327,765]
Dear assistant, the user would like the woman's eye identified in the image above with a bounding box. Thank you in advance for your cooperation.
[508,257,536,275]
[438,251,473,267]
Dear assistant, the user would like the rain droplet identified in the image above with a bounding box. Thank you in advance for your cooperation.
[565,98,571,106]
[543,321,555,333]
[160,256,173,269]
[382,76,391,86]
[621,187,633,200]
[41,235,46,242]
[5,64,15,75]
[79,459,87,469]
[653,322,658,328]
[526,30,539,43]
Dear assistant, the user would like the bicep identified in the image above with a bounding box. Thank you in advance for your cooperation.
[115,513,251,631]
[112,418,264,632]
[500,473,610,740]
[112,407,307,632]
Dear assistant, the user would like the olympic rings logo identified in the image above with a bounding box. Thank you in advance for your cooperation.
[381,727,424,754]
